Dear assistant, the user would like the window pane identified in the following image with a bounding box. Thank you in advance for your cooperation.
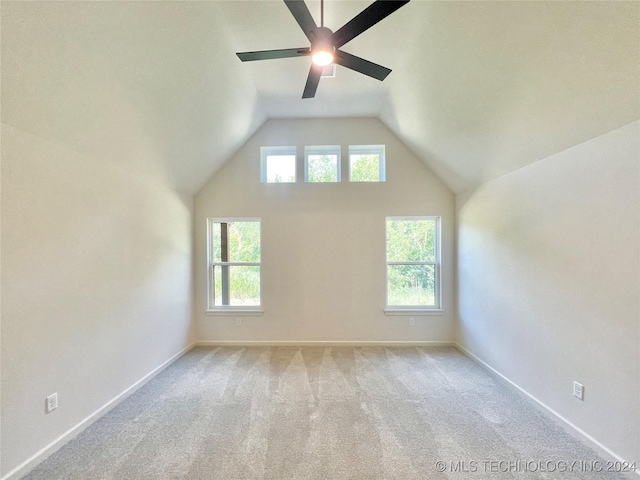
[214,266,261,306]
[387,219,436,262]
[307,154,338,182]
[387,264,435,306]
[212,222,222,262]
[227,222,260,262]
[350,154,380,182]
[266,155,296,183]
[212,221,260,263]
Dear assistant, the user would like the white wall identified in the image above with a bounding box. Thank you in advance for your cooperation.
[456,121,640,463]
[0,124,194,477]
[195,118,455,343]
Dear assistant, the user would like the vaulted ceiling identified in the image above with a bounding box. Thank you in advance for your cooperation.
[2,1,638,194]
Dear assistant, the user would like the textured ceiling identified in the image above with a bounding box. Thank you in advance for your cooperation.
[2,1,638,194]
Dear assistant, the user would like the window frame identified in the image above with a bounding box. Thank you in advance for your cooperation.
[348,145,386,182]
[260,146,297,183]
[206,217,263,315]
[304,145,341,183]
[384,216,443,316]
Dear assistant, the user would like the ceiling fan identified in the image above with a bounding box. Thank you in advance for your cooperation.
[236,0,410,99]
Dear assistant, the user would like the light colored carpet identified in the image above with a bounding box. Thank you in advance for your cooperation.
[24,346,630,479]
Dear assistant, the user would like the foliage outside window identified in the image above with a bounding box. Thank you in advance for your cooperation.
[349,145,385,182]
[305,146,341,182]
[261,146,296,183]
[386,217,440,308]
[207,219,261,310]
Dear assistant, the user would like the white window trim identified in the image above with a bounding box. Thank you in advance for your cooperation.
[206,309,264,317]
[348,145,386,182]
[206,217,263,314]
[383,309,444,316]
[384,216,442,314]
[304,145,341,182]
[260,146,297,183]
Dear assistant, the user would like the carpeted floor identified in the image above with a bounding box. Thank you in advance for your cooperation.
[24,346,631,479]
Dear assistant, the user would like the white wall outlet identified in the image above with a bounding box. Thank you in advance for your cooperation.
[409,317,415,326]
[235,317,241,326]
[573,381,584,400]
[46,393,58,413]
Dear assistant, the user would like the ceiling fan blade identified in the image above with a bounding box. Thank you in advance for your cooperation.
[334,50,391,81]
[302,64,323,99]
[332,0,410,49]
[283,0,318,42]
[236,47,310,62]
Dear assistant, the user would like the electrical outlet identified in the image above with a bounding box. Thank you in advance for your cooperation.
[573,381,584,400]
[409,317,415,326]
[235,318,242,326]
[46,393,58,413]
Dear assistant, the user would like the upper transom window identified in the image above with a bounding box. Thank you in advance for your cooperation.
[304,146,341,183]
[349,145,385,182]
[261,146,296,183]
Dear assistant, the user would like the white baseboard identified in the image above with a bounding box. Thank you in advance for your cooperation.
[1,342,196,480]
[454,343,639,478]
[196,340,455,347]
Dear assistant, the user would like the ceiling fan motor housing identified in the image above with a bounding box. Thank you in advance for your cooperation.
[311,26,335,56]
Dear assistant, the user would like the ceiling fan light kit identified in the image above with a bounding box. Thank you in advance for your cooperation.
[310,27,335,67]
[236,0,410,99]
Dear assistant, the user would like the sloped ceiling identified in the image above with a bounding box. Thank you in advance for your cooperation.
[2,1,638,194]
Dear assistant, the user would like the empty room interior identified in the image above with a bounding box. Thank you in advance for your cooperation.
[1,1,638,479]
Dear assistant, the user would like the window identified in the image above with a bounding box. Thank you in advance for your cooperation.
[349,145,385,182]
[386,216,440,311]
[304,146,341,182]
[207,218,261,313]
[261,146,296,183]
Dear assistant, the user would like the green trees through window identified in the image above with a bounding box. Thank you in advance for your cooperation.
[305,146,340,183]
[386,218,439,307]
[349,145,385,182]
[307,154,339,182]
[350,154,381,182]
[210,220,261,307]
[262,145,385,183]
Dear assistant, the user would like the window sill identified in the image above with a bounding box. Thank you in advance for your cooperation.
[206,309,264,317]
[384,309,444,316]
